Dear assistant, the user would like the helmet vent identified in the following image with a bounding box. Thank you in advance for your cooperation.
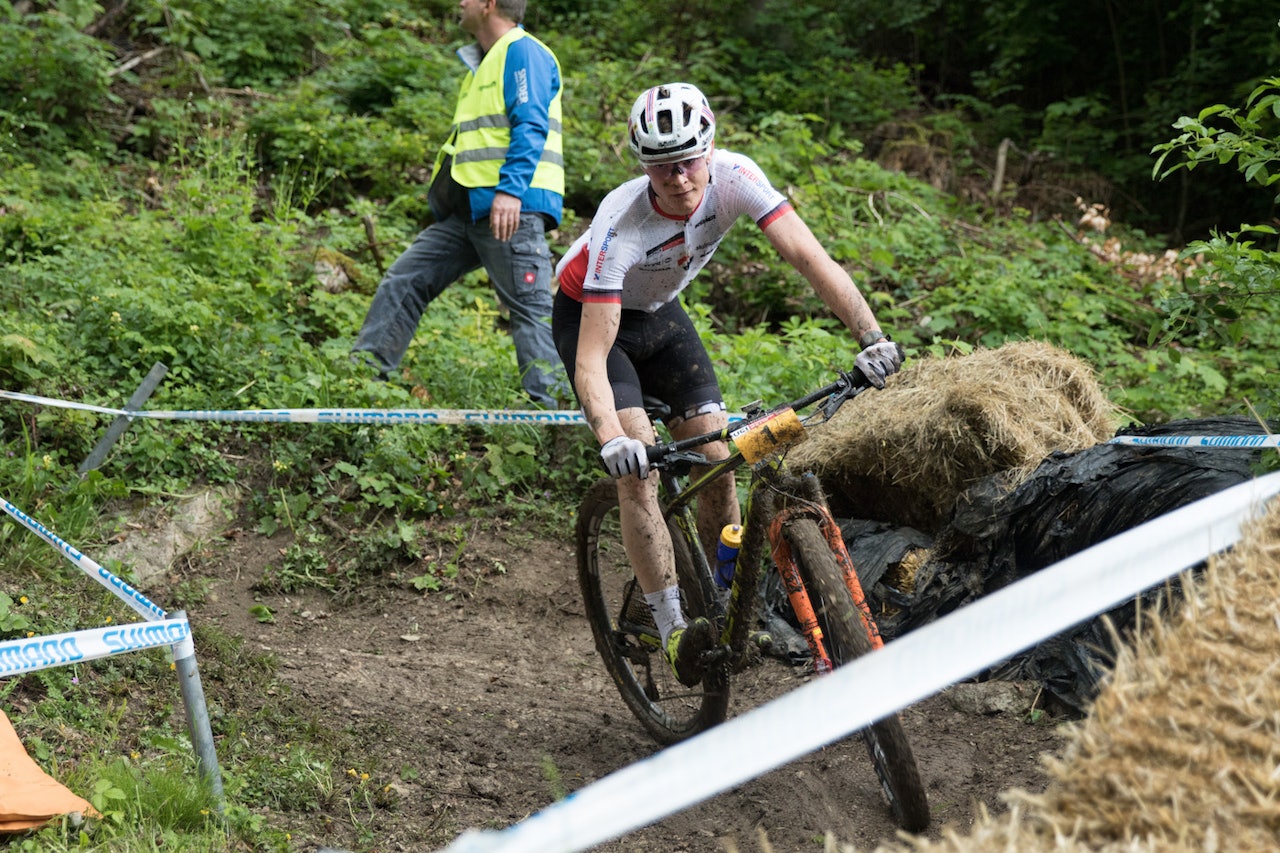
[627,82,716,165]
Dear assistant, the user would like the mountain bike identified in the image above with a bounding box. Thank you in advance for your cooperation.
[575,366,931,832]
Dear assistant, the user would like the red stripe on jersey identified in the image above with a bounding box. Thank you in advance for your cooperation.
[757,200,794,230]
[581,289,622,304]
[650,233,686,255]
[557,242,590,301]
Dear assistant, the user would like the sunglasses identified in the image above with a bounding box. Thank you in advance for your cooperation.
[643,156,707,178]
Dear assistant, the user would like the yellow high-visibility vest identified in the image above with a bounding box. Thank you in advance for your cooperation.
[436,28,564,194]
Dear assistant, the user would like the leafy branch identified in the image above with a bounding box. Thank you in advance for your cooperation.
[1151,77,1280,200]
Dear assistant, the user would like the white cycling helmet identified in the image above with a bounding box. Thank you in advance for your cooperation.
[627,83,716,165]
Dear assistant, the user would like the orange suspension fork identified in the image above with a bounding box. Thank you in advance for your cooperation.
[770,503,883,654]
[769,513,833,674]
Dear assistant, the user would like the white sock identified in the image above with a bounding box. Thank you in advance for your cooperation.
[645,587,685,646]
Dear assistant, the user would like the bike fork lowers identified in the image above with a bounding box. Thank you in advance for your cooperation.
[768,501,883,677]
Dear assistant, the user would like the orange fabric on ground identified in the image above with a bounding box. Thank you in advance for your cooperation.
[0,708,99,832]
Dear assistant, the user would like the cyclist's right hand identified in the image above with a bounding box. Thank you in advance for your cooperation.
[600,435,650,479]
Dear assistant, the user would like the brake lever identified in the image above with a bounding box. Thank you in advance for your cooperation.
[646,445,708,476]
[818,368,870,420]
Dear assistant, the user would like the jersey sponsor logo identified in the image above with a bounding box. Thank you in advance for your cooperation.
[635,257,680,273]
[731,161,764,185]
[591,227,618,281]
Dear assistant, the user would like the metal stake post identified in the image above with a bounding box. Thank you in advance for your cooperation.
[79,362,168,474]
[171,610,225,812]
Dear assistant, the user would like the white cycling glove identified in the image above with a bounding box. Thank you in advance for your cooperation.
[856,340,905,389]
[600,435,649,479]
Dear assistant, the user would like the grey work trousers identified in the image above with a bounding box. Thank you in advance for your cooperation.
[352,212,566,405]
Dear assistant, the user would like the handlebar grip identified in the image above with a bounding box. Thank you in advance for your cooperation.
[847,365,873,389]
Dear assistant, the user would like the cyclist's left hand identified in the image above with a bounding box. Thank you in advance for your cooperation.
[856,341,905,389]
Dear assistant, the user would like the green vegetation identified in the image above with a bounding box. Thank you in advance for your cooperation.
[0,1,1276,850]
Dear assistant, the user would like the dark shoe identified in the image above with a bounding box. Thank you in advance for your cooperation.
[664,617,715,687]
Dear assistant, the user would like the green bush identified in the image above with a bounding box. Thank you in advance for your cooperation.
[0,5,116,152]
[246,20,457,210]
[130,0,334,89]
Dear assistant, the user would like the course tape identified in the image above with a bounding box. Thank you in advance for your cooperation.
[439,470,1280,853]
[3,390,1272,443]
[0,389,588,426]
[1108,434,1280,448]
[0,617,190,678]
[2,497,168,622]
[0,389,756,426]
[12,391,1276,442]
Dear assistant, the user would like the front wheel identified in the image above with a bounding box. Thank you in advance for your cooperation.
[785,518,931,832]
[576,478,730,745]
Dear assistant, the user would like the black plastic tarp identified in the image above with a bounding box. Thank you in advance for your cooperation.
[836,416,1274,714]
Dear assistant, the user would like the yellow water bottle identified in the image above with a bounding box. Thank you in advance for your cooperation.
[714,524,743,589]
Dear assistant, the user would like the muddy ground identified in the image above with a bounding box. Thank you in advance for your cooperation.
[186,509,1068,853]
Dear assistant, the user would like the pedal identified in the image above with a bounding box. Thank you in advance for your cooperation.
[700,643,730,667]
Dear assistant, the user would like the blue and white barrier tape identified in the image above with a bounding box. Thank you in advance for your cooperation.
[0,389,588,426]
[0,617,190,678]
[1108,434,1280,448]
[439,470,1280,853]
[2,497,168,622]
[0,389,755,426]
[5,392,1273,441]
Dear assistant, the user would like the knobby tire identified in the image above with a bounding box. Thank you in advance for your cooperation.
[785,518,931,832]
[576,478,730,745]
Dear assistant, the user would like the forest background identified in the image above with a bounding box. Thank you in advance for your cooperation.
[0,0,1277,850]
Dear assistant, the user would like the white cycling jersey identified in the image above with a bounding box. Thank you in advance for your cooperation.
[556,149,792,313]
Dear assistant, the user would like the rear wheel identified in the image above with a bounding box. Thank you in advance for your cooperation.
[785,518,931,832]
[576,478,730,745]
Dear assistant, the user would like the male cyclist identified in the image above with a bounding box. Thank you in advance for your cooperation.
[552,83,903,685]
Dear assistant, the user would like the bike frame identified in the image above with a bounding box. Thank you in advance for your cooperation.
[578,366,931,832]
[649,370,879,675]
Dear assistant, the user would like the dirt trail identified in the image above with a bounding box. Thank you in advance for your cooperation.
[190,512,1065,852]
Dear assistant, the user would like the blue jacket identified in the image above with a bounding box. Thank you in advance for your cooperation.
[454,29,564,226]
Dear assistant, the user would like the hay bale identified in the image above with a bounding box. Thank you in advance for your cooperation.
[1025,494,1280,850]
[792,341,1120,531]
[861,493,1280,853]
